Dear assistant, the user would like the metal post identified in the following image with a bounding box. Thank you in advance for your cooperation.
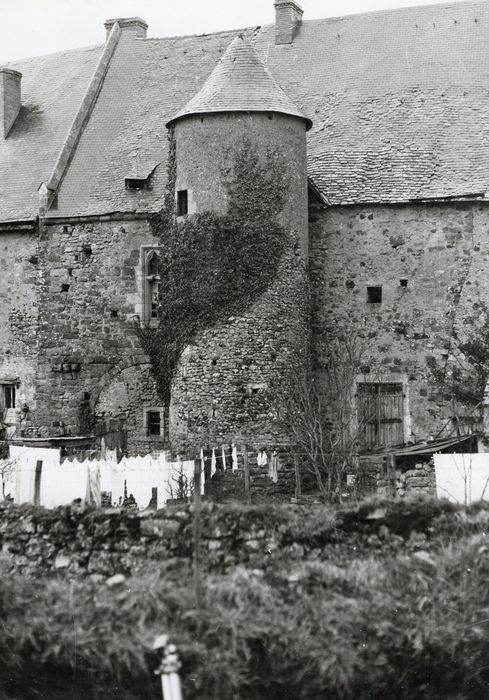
[154,636,183,700]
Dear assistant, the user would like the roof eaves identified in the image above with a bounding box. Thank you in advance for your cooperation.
[0,219,35,231]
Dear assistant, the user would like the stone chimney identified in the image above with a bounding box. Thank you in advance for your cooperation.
[274,0,304,45]
[0,68,21,138]
[104,17,148,40]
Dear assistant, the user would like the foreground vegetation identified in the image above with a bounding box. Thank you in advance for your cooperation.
[2,497,489,699]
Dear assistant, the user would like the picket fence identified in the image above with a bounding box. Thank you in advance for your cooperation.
[0,445,211,510]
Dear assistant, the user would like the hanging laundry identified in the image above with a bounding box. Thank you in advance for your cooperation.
[42,457,87,509]
[85,461,102,507]
[232,443,238,471]
[257,449,268,467]
[269,450,279,484]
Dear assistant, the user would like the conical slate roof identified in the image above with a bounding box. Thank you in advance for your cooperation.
[166,35,312,129]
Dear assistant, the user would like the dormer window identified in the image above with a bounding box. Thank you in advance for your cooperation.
[125,177,148,191]
[176,189,188,216]
[124,162,159,192]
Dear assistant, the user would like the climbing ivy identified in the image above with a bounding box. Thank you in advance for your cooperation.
[427,299,489,406]
[139,132,290,404]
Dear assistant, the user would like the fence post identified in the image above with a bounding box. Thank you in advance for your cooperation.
[193,458,203,609]
[242,445,251,505]
[34,460,42,506]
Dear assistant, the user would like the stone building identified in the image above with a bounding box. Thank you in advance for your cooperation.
[1,0,488,455]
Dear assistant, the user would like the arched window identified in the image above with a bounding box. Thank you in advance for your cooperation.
[144,250,160,327]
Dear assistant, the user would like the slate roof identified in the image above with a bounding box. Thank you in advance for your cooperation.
[166,35,312,129]
[0,45,103,222]
[2,0,489,222]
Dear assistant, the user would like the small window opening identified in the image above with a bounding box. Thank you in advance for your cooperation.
[176,190,188,216]
[147,253,159,278]
[81,244,92,257]
[125,177,148,191]
[110,309,119,318]
[146,411,161,435]
[400,279,408,288]
[367,286,382,304]
[61,283,70,292]
[4,385,16,409]
[67,268,73,277]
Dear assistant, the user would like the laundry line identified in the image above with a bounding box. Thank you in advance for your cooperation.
[1,446,201,510]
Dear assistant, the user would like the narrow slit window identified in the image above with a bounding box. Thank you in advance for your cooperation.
[176,190,188,216]
[144,250,161,324]
[367,286,382,304]
[4,385,15,409]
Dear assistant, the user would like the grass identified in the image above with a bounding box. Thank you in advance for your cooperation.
[2,497,489,698]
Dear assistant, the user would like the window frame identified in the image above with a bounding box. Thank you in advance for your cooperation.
[176,189,189,217]
[144,406,169,441]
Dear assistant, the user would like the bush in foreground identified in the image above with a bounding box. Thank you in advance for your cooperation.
[1,498,489,698]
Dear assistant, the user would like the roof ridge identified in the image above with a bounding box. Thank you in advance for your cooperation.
[298,0,483,24]
[5,43,103,67]
[143,26,257,42]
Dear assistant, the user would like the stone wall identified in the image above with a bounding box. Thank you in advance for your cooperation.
[0,228,39,433]
[33,217,163,453]
[0,502,297,579]
[170,245,309,448]
[310,201,489,445]
[170,113,310,448]
[0,496,463,582]
[397,461,437,497]
[358,454,437,499]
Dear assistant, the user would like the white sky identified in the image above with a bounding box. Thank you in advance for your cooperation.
[1,0,463,64]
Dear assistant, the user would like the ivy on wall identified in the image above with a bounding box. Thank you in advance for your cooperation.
[139,132,290,404]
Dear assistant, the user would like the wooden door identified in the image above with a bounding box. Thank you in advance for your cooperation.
[357,383,404,450]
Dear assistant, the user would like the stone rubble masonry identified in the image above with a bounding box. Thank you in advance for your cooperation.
[310,201,489,444]
[0,497,461,581]
[33,217,162,453]
[358,455,437,499]
[0,228,39,415]
[171,112,310,448]
[397,462,437,498]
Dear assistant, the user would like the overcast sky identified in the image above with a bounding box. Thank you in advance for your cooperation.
[1,0,462,63]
